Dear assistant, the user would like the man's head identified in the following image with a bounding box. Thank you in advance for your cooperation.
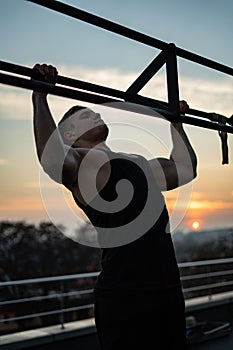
[58,106,109,147]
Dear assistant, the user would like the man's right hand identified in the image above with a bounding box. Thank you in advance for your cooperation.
[32,63,58,85]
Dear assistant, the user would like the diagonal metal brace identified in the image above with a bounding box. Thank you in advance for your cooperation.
[126,49,168,95]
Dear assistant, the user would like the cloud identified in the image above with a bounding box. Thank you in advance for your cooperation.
[0,86,32,120]
[0,65,232,120]
[165,187,233,214]
[195,200,233,210]
[58,65,138,91]
[0,196,44,212]
[178,75,233,116]
[24,181,59,189]
[0,158,9,165]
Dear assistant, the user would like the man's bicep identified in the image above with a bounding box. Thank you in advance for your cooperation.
[62,147,81,187]
[63,149,110,203]
[149,157,178,191]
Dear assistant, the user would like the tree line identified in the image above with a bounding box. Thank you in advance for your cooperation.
[0,221,101,282]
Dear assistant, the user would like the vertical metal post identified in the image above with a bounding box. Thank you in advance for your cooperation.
[166,43,180,116]
[206,265,212,301]
[59,282,65,329]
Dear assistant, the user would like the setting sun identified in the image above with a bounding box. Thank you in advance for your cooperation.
[192,221,201,230]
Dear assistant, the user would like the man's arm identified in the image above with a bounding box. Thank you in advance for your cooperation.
[32,64,80,185]
[149,101,197,191]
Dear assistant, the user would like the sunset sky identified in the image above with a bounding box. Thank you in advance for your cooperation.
[0,0,232,236]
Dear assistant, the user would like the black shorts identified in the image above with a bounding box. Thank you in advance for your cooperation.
[94,288,187,350]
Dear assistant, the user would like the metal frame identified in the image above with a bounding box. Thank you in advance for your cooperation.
[0,0,232,134]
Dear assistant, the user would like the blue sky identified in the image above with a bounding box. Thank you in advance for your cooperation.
[1,0,232,74]
[0,0,233,232]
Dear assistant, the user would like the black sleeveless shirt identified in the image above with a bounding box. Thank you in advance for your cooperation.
[73,151,181,295]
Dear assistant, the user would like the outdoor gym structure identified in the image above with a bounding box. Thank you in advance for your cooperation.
[0,0,232,162]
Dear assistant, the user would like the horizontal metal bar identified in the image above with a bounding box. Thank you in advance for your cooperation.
[0,304,94,324]
[176,46,233,76]
[0,289,94,306]
[0,61,173,114]
[0,60,170,113]
[183,280,233,293]
[179,257,233,268]
[27,0,233,76]
[1,71,233,133]
[0,60,126,100]
[1,258,232,287]
[189,108,233,126]
[0,72,121,103]
[2,271,232,304]
[1,60,232,126]
[136,95,232,125]
[0,272,99,287]
[0,72,175,121]
[0,60,167,110]
[181,269,233,281]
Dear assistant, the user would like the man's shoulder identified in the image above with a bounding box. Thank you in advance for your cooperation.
[117,152,140,159]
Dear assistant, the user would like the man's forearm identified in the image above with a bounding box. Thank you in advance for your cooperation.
[33,92,55,160]
[32,92,66,170]
[170,122,197,177]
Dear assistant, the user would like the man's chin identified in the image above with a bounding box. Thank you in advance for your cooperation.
[81,124,109,141]
[96,124,109,140]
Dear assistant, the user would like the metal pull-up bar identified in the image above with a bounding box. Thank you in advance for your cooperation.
[0,0,232,136]
[1,59,232,135]
[25,1,232,121]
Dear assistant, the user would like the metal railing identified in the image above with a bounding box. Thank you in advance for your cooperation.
[179,258,233,300]
[0,258,233,334]
[0,272,98,333]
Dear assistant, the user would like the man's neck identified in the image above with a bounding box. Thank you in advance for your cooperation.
[74,140,111,151]
[93,142,111,151]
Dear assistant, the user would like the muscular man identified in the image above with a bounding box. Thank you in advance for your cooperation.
[32,64,197,349]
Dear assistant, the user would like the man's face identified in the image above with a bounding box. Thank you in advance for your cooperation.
[64,108,108,145]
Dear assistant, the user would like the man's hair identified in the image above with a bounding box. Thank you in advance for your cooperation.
[58,105,86,144]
